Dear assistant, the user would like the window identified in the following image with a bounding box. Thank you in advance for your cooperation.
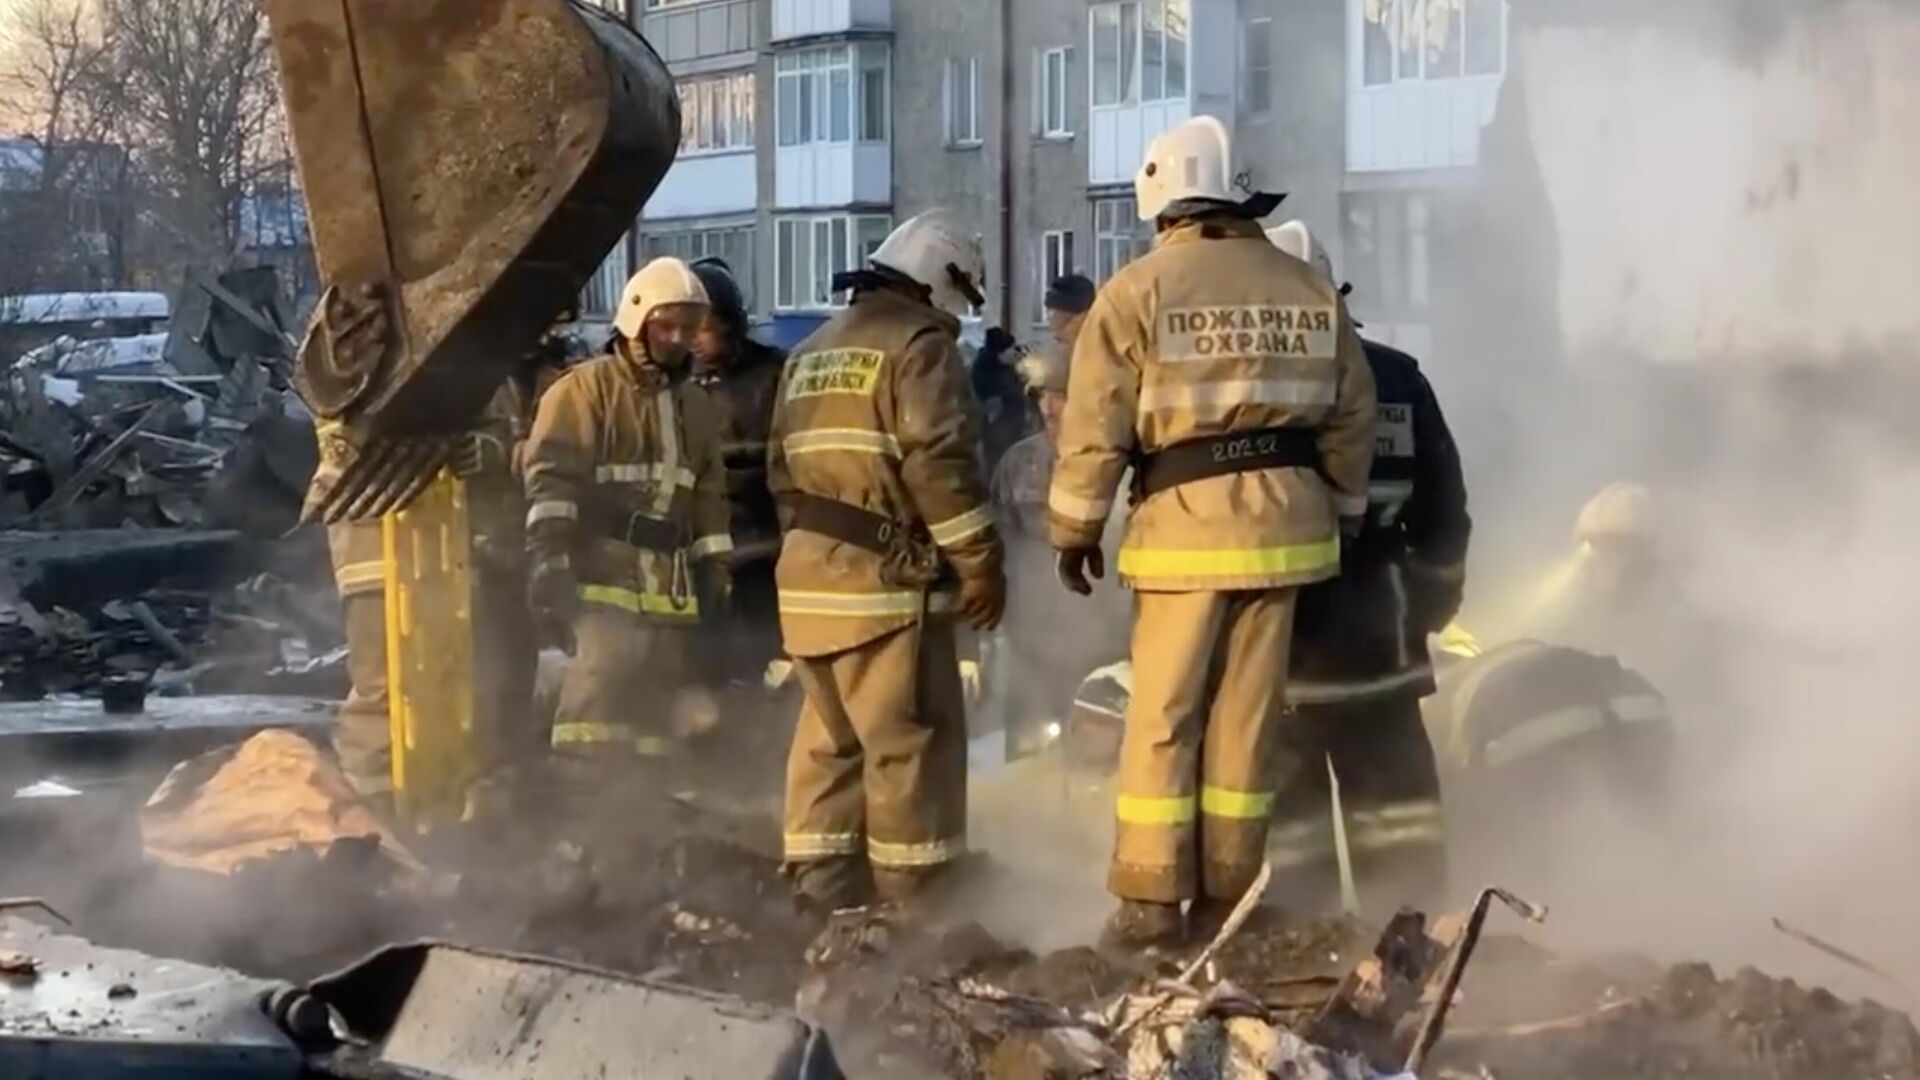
[1340,191,1429,315]
[946,58,980,146]
[1243,19,1272,115]
[1036,46,1073,137]
[1397,0,1423,81]
[1362,0,1393,85]
[640,225,755,294]
[1034,230,1076,324]
[1092,196,1148,283]
[776,45,890,148]
[1464,0,1505,75]
[677,71,755,154]
[1090,1,1188,107]
[775,214,893,311]
[581,242,632,318]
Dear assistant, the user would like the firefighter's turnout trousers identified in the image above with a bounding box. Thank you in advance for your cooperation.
[1113,589,1298,904]
[329,521,391,798]
[784,615,969,904]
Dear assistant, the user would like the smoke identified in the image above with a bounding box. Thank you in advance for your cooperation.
[1442,0,1920,997]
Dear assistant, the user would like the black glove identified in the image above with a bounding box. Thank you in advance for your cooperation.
[959,569,1007,632]
[1055,547,1106,597]
[527,558,580,656]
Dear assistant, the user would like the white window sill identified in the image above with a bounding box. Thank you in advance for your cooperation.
[678,146,757,159]
[1037,131,1075,143]
[947,139,984,151]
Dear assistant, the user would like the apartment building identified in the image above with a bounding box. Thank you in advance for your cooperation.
[583,0,1510,360]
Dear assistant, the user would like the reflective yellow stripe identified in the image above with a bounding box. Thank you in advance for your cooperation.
[782,428,902,458]
[778,589,955,618]
[784,832,862,858]
[1116,793,1197,826]
[527,500,578,526]
[1138,377,1335,414]
[594,462,698,489]
[869,835,967,868]
[1200,785,1275,819]
[335,560,385,595]
[578,584,700,620]
[689,534,734,560]
[1047,485,1112,524]
[1118,538,1341,579]
[552,723,673,756]
[928,505,994,548]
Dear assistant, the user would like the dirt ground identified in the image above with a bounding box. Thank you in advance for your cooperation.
[4,719,1918,1080]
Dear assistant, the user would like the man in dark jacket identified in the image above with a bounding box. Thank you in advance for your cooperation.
[1264,221,1472,913]
[689,257,787,682]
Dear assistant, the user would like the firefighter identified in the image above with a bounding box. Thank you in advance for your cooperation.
[521,257,731,761]
[688,257,786,684]
[1261,220,1471,911]
[1049,117,1376,947]
[769,209,1007,912]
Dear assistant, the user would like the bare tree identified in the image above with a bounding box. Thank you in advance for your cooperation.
[0,0,126,295]
[93,0,286,275]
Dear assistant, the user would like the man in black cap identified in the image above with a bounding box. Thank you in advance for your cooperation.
[688,257,788,685]
[1043,273,1096,353]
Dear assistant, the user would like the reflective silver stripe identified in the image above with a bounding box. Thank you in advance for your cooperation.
[1482,705,1605,769]
[1369,479,1415,506]
[784,832,862,859]
[1334,492,1369,518]
[654,389,680,517]
[527,500,579,526]
[689,533,734,560]
[928,505,994,548]
[868,835,966,868]
[595,462,698,489]
[1047,484,1111,524]
[779,590,958,617]
[1610,694,1669,724]
[1346,803,1446,852]
[1138,377,1336,414]
[1287,665,1434,706]
[1409,556,1467,585]
[783,428,902,458]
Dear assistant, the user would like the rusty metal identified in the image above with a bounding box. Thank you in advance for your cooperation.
[1403,887,1549,1074]
[266,0,681,521]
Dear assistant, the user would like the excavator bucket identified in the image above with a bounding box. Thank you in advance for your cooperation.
[268,0,679,522]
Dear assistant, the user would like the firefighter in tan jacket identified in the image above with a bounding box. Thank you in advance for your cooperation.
[522,258,732,757]
[770,210,1007,911]
[1049,117,1377,947]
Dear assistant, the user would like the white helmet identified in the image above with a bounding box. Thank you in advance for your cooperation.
[1267,220,1337,286]
[1134,115,1235,221]
[869,209,986,318]
[613,256,709,340]
[1574,482,1657,548]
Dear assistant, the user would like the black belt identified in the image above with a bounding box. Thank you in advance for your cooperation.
[584,504,687,553]
[791,494,942,588]
[1136,426,1321,499]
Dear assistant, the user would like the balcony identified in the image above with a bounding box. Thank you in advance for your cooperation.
[1090,99,1192,188]
[644,151,758,220]
[774,142,890,210]
[1345,77,1502,173]
[641,0,757,65]
[771,0,890,45]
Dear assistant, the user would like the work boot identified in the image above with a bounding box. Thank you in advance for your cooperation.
[785,857,873,917]
[1099,900,1186,951]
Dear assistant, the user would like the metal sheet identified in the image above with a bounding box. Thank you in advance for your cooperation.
[0,916,301,1079]
[320,945,838,1080]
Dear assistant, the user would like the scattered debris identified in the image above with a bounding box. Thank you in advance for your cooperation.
[0,952,38,979]
[1772,916,1911,992]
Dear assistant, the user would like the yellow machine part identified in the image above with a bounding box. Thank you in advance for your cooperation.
[382,470,477,821]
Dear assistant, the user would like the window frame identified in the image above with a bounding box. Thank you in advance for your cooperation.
[1037,46,1074,138]
[776,45,889,149]
[1243,17,1273,115]
[677,70,756,156]
[773,213,895,312]
[946,56,982,147]
[1089,0,1187,109]
[1091,196,1147,284]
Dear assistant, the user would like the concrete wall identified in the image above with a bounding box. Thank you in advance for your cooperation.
[1010,0,1092,333]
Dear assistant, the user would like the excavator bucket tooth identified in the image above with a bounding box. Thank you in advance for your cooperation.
[267,0,678,519]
